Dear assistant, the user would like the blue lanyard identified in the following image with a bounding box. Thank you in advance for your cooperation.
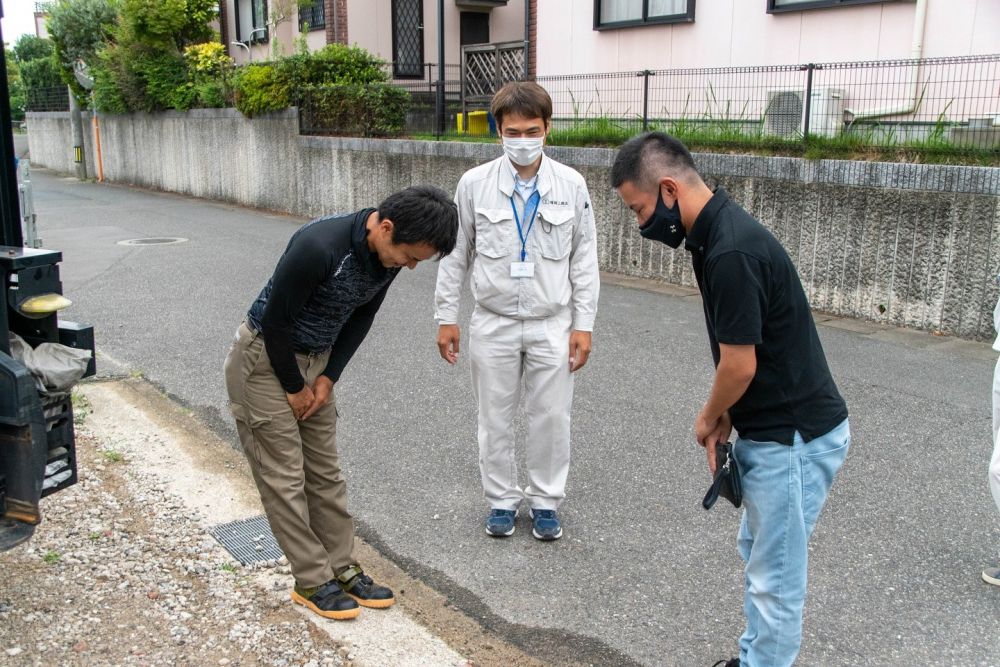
[510,190,541,262]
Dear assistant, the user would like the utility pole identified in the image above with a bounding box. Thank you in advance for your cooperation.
[69,88,87,180]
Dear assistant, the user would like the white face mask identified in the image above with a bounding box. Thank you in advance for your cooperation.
[502,137,544,167]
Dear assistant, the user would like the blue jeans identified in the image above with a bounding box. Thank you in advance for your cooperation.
[734,419,850,667]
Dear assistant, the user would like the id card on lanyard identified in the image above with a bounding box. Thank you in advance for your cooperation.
[511,190,540,278]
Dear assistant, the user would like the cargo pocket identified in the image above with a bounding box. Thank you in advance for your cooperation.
[229,402,274,473]
[536,208,575,260]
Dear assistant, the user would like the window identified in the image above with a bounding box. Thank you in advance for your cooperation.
[768,0,907,13]
[594,0,694,30]
[392,0,424,79]
[235,0,268,43]
[299,0,325,31]
[460,11,490,46]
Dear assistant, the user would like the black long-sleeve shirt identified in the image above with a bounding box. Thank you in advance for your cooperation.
[246,209,399,393]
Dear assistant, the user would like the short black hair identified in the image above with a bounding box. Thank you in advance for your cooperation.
[611,132,699,190]
[378,185,459,259]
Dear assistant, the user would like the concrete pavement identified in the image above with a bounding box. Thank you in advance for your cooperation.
[29,169,1000,666]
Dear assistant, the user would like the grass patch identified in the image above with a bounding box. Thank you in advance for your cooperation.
[219,562,237,573]
[42,551,61,564]
[101,449,124,463]
[71,390,92,425]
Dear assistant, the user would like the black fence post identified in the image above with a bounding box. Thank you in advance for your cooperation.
[641,69,652,131]
[802,63,815,143]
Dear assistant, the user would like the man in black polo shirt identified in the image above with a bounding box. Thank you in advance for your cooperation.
[611,132,850,667]
[224,186,458,621]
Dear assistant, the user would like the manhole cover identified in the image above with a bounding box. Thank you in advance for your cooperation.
[117,237,188,246]
[210,514,283,565]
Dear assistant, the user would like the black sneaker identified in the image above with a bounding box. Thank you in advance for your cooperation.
[291,580,360,620]
[711,659,740,667]
[336,564,396,609]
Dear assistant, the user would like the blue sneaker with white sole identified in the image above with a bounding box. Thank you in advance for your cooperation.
[485,508,517,537]
[529,508,562,541]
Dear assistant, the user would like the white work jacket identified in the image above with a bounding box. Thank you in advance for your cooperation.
[434,153,600,331]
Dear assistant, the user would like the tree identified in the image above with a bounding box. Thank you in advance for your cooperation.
[119,0,217,50]
[91,0,221,113]
[47,0,120,102]
[12,35,54,65]
[9,35,62,114]
[6,48,25,122]
[265,0,314,59]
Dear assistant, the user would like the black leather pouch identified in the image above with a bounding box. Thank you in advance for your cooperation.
[702,442,743,510]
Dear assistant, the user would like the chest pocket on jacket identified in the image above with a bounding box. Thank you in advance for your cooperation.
[536,207,575,260]
[474,207,514,258]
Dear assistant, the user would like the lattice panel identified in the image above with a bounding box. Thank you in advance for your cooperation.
[497,49,524,82]
[466,51,497,97]
[463,45,525,101]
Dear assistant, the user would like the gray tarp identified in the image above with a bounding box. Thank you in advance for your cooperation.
[9,332,92,395]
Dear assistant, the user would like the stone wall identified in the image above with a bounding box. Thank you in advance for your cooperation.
[27,108,1000,339]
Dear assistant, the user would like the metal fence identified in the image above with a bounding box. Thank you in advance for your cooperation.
[536,54,1000,158]
[25,86,70,113]
[300,54,1000,163]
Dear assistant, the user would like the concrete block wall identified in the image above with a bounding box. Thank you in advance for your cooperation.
[26,108,1000,340]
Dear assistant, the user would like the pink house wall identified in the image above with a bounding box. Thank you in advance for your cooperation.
[348,0,528,72]
[536,0,999,75]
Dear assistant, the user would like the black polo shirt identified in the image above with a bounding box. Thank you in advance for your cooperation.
[685,188,847,445]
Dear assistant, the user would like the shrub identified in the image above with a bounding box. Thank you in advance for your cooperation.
[277,43,389,92]
[20,56,68,91]
[233,63,291,117]
[301,83,409,137]
[179,42,234,109]
[121,0,217,49]
[12,35,54,65]
[91,60,128,114]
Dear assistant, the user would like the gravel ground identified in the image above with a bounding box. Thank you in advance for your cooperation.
[0,402,348,667]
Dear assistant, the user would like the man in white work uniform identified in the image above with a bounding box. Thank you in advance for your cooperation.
[434,81,600,540]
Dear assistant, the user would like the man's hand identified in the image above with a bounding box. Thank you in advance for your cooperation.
[437,324,461,364]
[286,385,316,421]
[569,330,592,372]
[696,409,732,474]
[300,375,334,421]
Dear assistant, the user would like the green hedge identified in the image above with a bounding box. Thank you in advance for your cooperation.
[232,63,291,117]
[300,83,410,137]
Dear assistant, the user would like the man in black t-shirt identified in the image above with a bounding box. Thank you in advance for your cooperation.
[224,186,457,621]
[612,133,850,667]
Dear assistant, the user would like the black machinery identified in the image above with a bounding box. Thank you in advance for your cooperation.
[0,1,95,551]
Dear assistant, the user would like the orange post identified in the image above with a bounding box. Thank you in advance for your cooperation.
[92,113,104,182]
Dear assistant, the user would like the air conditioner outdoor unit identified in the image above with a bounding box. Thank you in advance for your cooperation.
[764,88,846,138]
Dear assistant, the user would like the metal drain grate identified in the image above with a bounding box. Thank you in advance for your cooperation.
[210,515,284,564]
[117,237,189,246]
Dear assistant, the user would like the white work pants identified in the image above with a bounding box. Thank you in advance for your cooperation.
[469,306,574,511]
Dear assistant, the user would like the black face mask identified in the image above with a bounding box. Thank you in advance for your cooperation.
[639,191,685,248]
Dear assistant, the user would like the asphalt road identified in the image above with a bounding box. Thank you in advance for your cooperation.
[28,169,1000,666]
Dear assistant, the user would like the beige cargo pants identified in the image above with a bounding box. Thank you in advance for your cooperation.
[224,322,355,588]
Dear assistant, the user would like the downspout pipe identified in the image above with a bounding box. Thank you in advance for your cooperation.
[523,0,529,80]
[844,0,928,121]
